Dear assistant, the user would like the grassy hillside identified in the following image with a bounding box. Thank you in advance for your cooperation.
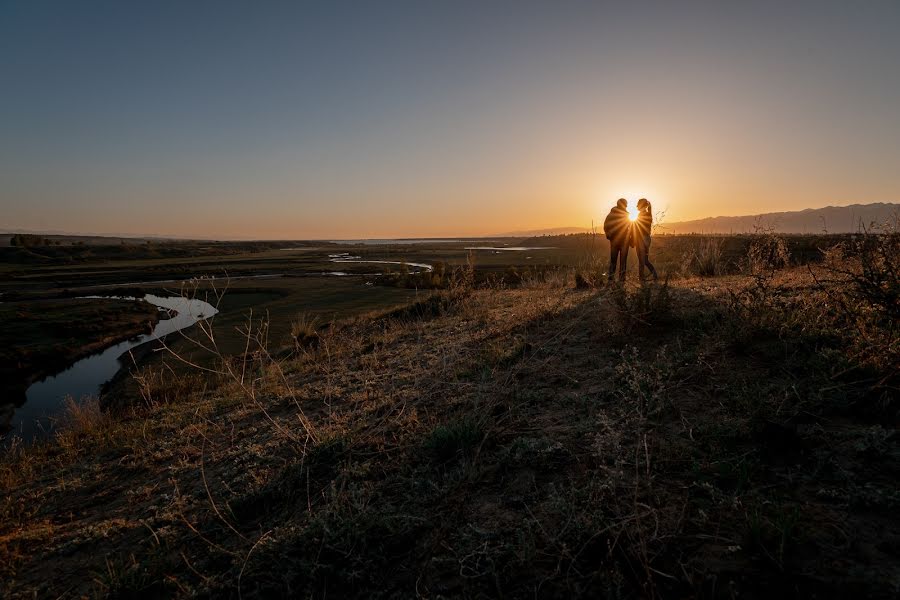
[1,232,898,598]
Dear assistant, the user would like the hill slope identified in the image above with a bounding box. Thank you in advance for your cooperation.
[662,202,899,234]
[1,269,897,598]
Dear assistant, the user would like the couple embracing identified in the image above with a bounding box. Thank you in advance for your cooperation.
[603,198,659,283]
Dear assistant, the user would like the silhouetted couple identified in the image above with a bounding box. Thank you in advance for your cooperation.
[603,198,658,283]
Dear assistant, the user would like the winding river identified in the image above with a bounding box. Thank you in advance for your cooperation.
[4,294,218,443]
[328,253,433,272]
[4,253,432,444]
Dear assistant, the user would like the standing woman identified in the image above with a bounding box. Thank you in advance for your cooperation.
[635,198,659,281]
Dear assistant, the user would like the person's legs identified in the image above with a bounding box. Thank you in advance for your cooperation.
[608,244,620,282]
[645,256,658,280]
[637,242,647,280]
[618,245,628,281]
[644,237,658,280]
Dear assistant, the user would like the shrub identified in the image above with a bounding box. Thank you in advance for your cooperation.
[681,238,726,277]
[58,396,106,436]
[746,232,791,281]
[607,278,672,334]
[816,217,900,384]
[726,232,792,334]
[520,267,570,289]
[291,313,321,349]
[381,290,466,321]
[128,360,209,408]
[424,417,484,463]
[828,220,900,324]
[614,346,675,417]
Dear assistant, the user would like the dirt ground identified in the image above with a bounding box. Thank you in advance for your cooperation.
[1,267,897,598]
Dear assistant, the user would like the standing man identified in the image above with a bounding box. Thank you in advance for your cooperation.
[604,198,632,283]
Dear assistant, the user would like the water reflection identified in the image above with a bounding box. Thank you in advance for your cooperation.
[3,294,217,443]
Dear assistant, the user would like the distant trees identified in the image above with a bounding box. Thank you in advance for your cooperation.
[10,234,52,247]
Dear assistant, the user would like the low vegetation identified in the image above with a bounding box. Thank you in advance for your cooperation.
[1,229,898,598]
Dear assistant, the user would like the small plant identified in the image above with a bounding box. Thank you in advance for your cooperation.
[130,361,207,407]
[746,232,791,279]
[682,238,726,277]
[424,417,484,463]
[814,217,900,390]
[821,218,900,325]
[291,312,321,350]
[745,504,801,571]
[607,279,672,334]
[91,553,174,598]
[614,345,675,416]
[383,291,462,321]
[726,231,792,333]
[58,396,106,437]
[503,436,566,468]
[574,271,593,289]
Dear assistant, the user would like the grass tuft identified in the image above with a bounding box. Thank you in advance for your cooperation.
[424,417,484,464]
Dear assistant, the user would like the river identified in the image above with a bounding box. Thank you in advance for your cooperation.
[4,294,218,443]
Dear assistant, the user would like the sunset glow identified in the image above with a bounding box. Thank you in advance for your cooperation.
[3,4,900,597]
[1,2,899,239]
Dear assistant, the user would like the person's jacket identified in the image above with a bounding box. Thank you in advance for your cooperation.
[604,206,632,247]
[634,210,652,243]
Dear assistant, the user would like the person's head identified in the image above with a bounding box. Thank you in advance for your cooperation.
[637,198,649,210]
[616,198,627,209]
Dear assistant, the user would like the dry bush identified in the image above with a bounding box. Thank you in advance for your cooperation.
[815,218,900,384]
[59,396,107,435]
[520,267,571,289]
[680,238,726,277]
[138,363,207,407]
[745,232,791,281]
[456,251,476,290]
[727,233,793,331]
[573,259,605,289]
[290,312,321,350]
[605,279,672,335]
[573,234,607,288]
[823,219,900,325]
[615,345,676,417]
[52,396,112,454]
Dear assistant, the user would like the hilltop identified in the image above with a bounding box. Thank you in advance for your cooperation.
[1,232,898,598]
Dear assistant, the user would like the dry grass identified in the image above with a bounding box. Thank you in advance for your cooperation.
[2,233,899,598]
[681,237,726,276]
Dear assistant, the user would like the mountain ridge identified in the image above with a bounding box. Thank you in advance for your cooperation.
[660,202,899,234]
[505,202,899,237]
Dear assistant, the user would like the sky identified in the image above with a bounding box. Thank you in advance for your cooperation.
[1,1,899,239]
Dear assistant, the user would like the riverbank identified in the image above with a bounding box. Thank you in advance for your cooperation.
[1,262,897,598]
[0,298,161,428]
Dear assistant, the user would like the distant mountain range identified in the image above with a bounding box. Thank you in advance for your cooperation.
[506,203,899,237]
[660,203,898,234]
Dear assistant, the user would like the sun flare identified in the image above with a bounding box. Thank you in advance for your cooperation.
[628,206,639,221]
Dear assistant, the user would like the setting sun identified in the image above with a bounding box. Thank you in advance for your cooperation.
[3,3,900,598]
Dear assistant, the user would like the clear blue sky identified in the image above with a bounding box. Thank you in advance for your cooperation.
[2,1,899,238]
